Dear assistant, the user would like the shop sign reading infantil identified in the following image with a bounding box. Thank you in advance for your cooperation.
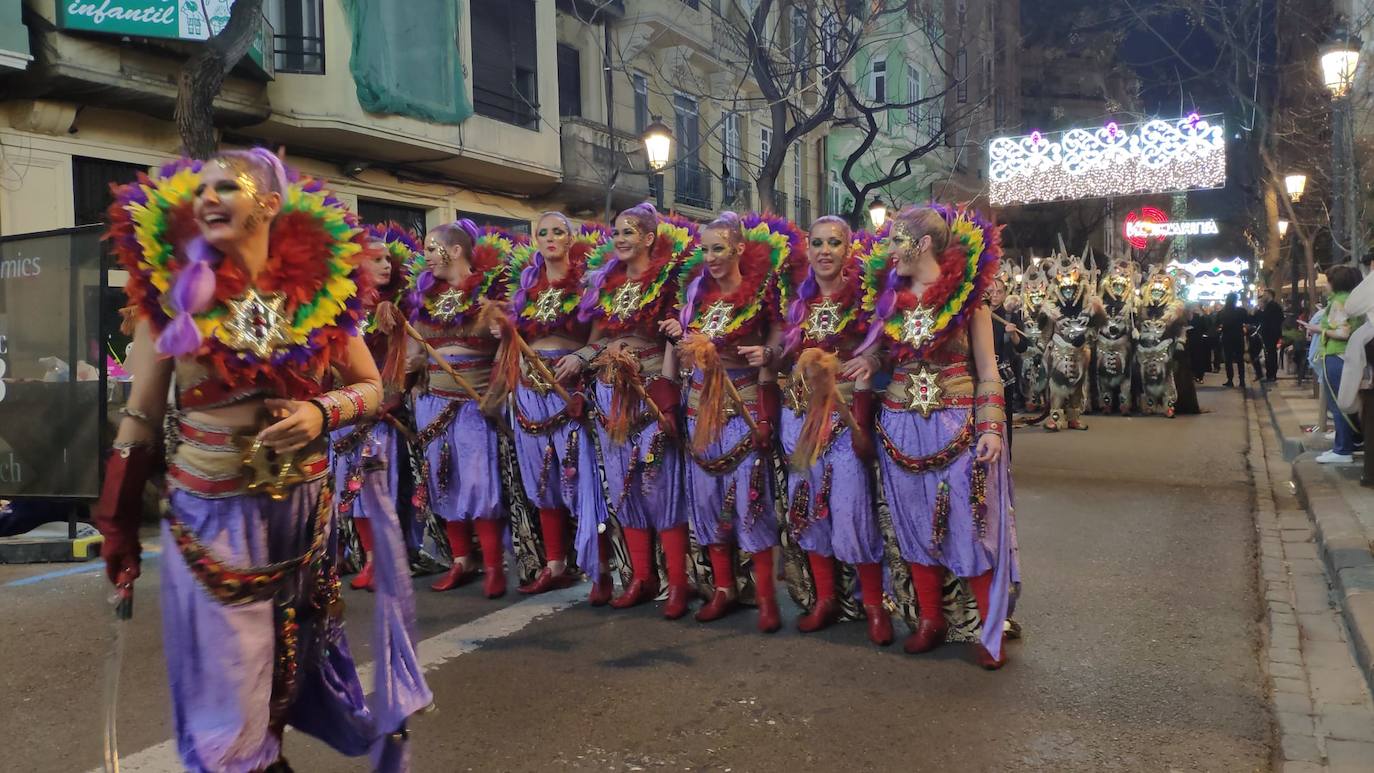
[1122,207,1219,249]
[57,1,272,75]
[988,113,1227,206]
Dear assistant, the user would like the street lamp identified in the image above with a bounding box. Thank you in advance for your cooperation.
[1321,22,1363,98]
[641,116,674,172]
[1278,219,1289,238]
[1284,173,1308,202]
[868,197,888,230]
[1322,20,1363,266]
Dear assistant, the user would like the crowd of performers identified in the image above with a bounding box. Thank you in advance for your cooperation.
[93,151,1018,773]
[1005,254,1192,429]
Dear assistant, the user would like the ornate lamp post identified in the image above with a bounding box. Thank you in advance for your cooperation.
[868,196,888,230]
[1321,20,1363,265]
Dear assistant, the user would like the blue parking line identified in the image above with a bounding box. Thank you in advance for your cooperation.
[3,550,160,587]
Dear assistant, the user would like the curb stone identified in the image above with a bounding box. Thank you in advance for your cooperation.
[1264,387,1374,700]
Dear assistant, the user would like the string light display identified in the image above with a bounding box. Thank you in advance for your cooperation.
[1167,258,1250,303]
[988,113,1227,206]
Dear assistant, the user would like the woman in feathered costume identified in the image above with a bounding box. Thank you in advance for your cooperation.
[777,215,891,644]
[487,212,616,602]
[405,220,517,598]
[335,222,419,591]
[662,211,790,633]
[98,149,427,771]
[576,202,697,617]
[860,205,1018,669]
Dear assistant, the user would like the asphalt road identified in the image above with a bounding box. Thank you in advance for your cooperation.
[0,384,1271,772]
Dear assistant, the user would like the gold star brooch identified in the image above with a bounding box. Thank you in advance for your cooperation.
[900,306,937,348]
[431,288,467,322]
[699,300,736,339]
[806,298,844,339]
[610,282,643,320]
[223,288,291,360]
[532,288,565,323]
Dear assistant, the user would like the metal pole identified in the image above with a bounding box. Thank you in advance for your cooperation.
[1290,235,1299,312]
[1333,96,1355,265]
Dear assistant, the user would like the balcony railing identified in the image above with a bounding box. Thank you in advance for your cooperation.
[773,191,790,218]
[797,196,812,226]
[712,15,750,62]
[674,158,713,210]
[274,33,324,75]
[722,177,752,210]
[474,83,539,130]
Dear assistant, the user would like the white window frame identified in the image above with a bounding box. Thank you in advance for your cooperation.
[792,142,803,212]
[907,63,921,127]
[790,6,808,69]
[632,72,650,133]
[722,111,742,183]
[760,125,772,166]
[821,10,839,73]
[870,55,887,102]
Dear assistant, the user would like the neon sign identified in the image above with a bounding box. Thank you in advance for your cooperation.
[1122,207,1219,249]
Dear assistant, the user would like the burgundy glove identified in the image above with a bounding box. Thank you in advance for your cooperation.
[754,382,782,453]
[646,378,681,440]
[752,418,774,453]
[850,389,877,463]
[564,392,586,421]
[94,444,157,586]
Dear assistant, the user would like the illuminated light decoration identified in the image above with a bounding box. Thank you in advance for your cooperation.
[988,114,1227,206]
[1122,208,1220,249]
[1168,258,1250,303]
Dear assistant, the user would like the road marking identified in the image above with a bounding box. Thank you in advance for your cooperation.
[88,584,585,773]
[3,549,161,588]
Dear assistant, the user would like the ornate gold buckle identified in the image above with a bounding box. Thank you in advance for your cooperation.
[236,435,304,501]
[903,367,942,417]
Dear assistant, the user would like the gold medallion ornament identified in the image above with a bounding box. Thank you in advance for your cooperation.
[610,282,643,320]
[900,305,937,348]
[532,288,565,323]
[431,288,467,322]
[699,300,736,339]
[223,288,291,359]
[904,368,942,417]
[806,298,843,339]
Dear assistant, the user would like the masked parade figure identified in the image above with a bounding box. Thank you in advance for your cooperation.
[99,151,427,772]
[1094,260,1138,415]
[1135,266,1187,417]
[1039,255,1103,432]
[1016,265,1050,413]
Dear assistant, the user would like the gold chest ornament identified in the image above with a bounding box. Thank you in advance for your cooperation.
[806,298,843,339]
[904,368,942,417]
[532,287,565,323]
[431,288,467,322]
[698,300,736,339]
[609,281,643,320]
[900,305,937,348]
[223,288,291,359]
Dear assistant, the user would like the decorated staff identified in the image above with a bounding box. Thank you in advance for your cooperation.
[405,220,517,598]
[663,211,790,633]
[99,151,424,771]
[860,204,1019,669]
[486,213,618,602]
[776,216,891,644]
[578,203,698,617]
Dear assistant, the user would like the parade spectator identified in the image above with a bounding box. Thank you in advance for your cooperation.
[1258,290,1284,382]
[1306,266,1364,463]
[1217,294,1250,388]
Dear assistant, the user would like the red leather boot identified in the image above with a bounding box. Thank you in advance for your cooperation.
[660,524,693,619]
[967,571,1007,670]
[695,544,740,622]
[903,563,948,654]
[474,518,507,599]
[796,552,840,633]
[588,530,614,606]
[857,562,893,646]
[610,527,659,608]
[431,520,479,591]
[350,518,376,591]
[753,549,781,634]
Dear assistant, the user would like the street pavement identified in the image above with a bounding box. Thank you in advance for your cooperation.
[1,385,1272,772]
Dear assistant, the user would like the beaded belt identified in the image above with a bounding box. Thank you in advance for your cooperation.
[882,363,974,416]
[170,419,328,499]
[427,356,493,401]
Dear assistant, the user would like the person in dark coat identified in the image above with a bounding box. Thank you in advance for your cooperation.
[1218,293,1250,387]
[1258,290,1285,382]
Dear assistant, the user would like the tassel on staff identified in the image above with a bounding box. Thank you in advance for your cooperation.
[596,346,667,444]
[790,349,862,472]
[679,333,757,453]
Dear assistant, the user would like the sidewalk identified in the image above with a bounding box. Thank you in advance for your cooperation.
[1259,376,1374,706]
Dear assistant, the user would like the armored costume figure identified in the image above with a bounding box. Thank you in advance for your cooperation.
[1017,265,1050,412]
[1094,259,1138,415]
[1135,266,1187,417]
[1039,255,1103,431]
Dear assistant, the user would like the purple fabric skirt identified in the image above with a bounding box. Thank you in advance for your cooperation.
[591,381,684,532]
[332,421,398,523]
[161,482,426,772]
[779,409,883,564]
[685,412,778,555]
[512,380,607,569]
[876,406,1018,658]
[414,393,502,523]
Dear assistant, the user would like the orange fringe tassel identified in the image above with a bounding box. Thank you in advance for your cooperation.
[477,303,521,416]
[790,349,841,472]
[679,333,729,453]
[374,301,411,393]
[597,346,644,444]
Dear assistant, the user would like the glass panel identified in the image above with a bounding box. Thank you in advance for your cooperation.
[0,227,105,498]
